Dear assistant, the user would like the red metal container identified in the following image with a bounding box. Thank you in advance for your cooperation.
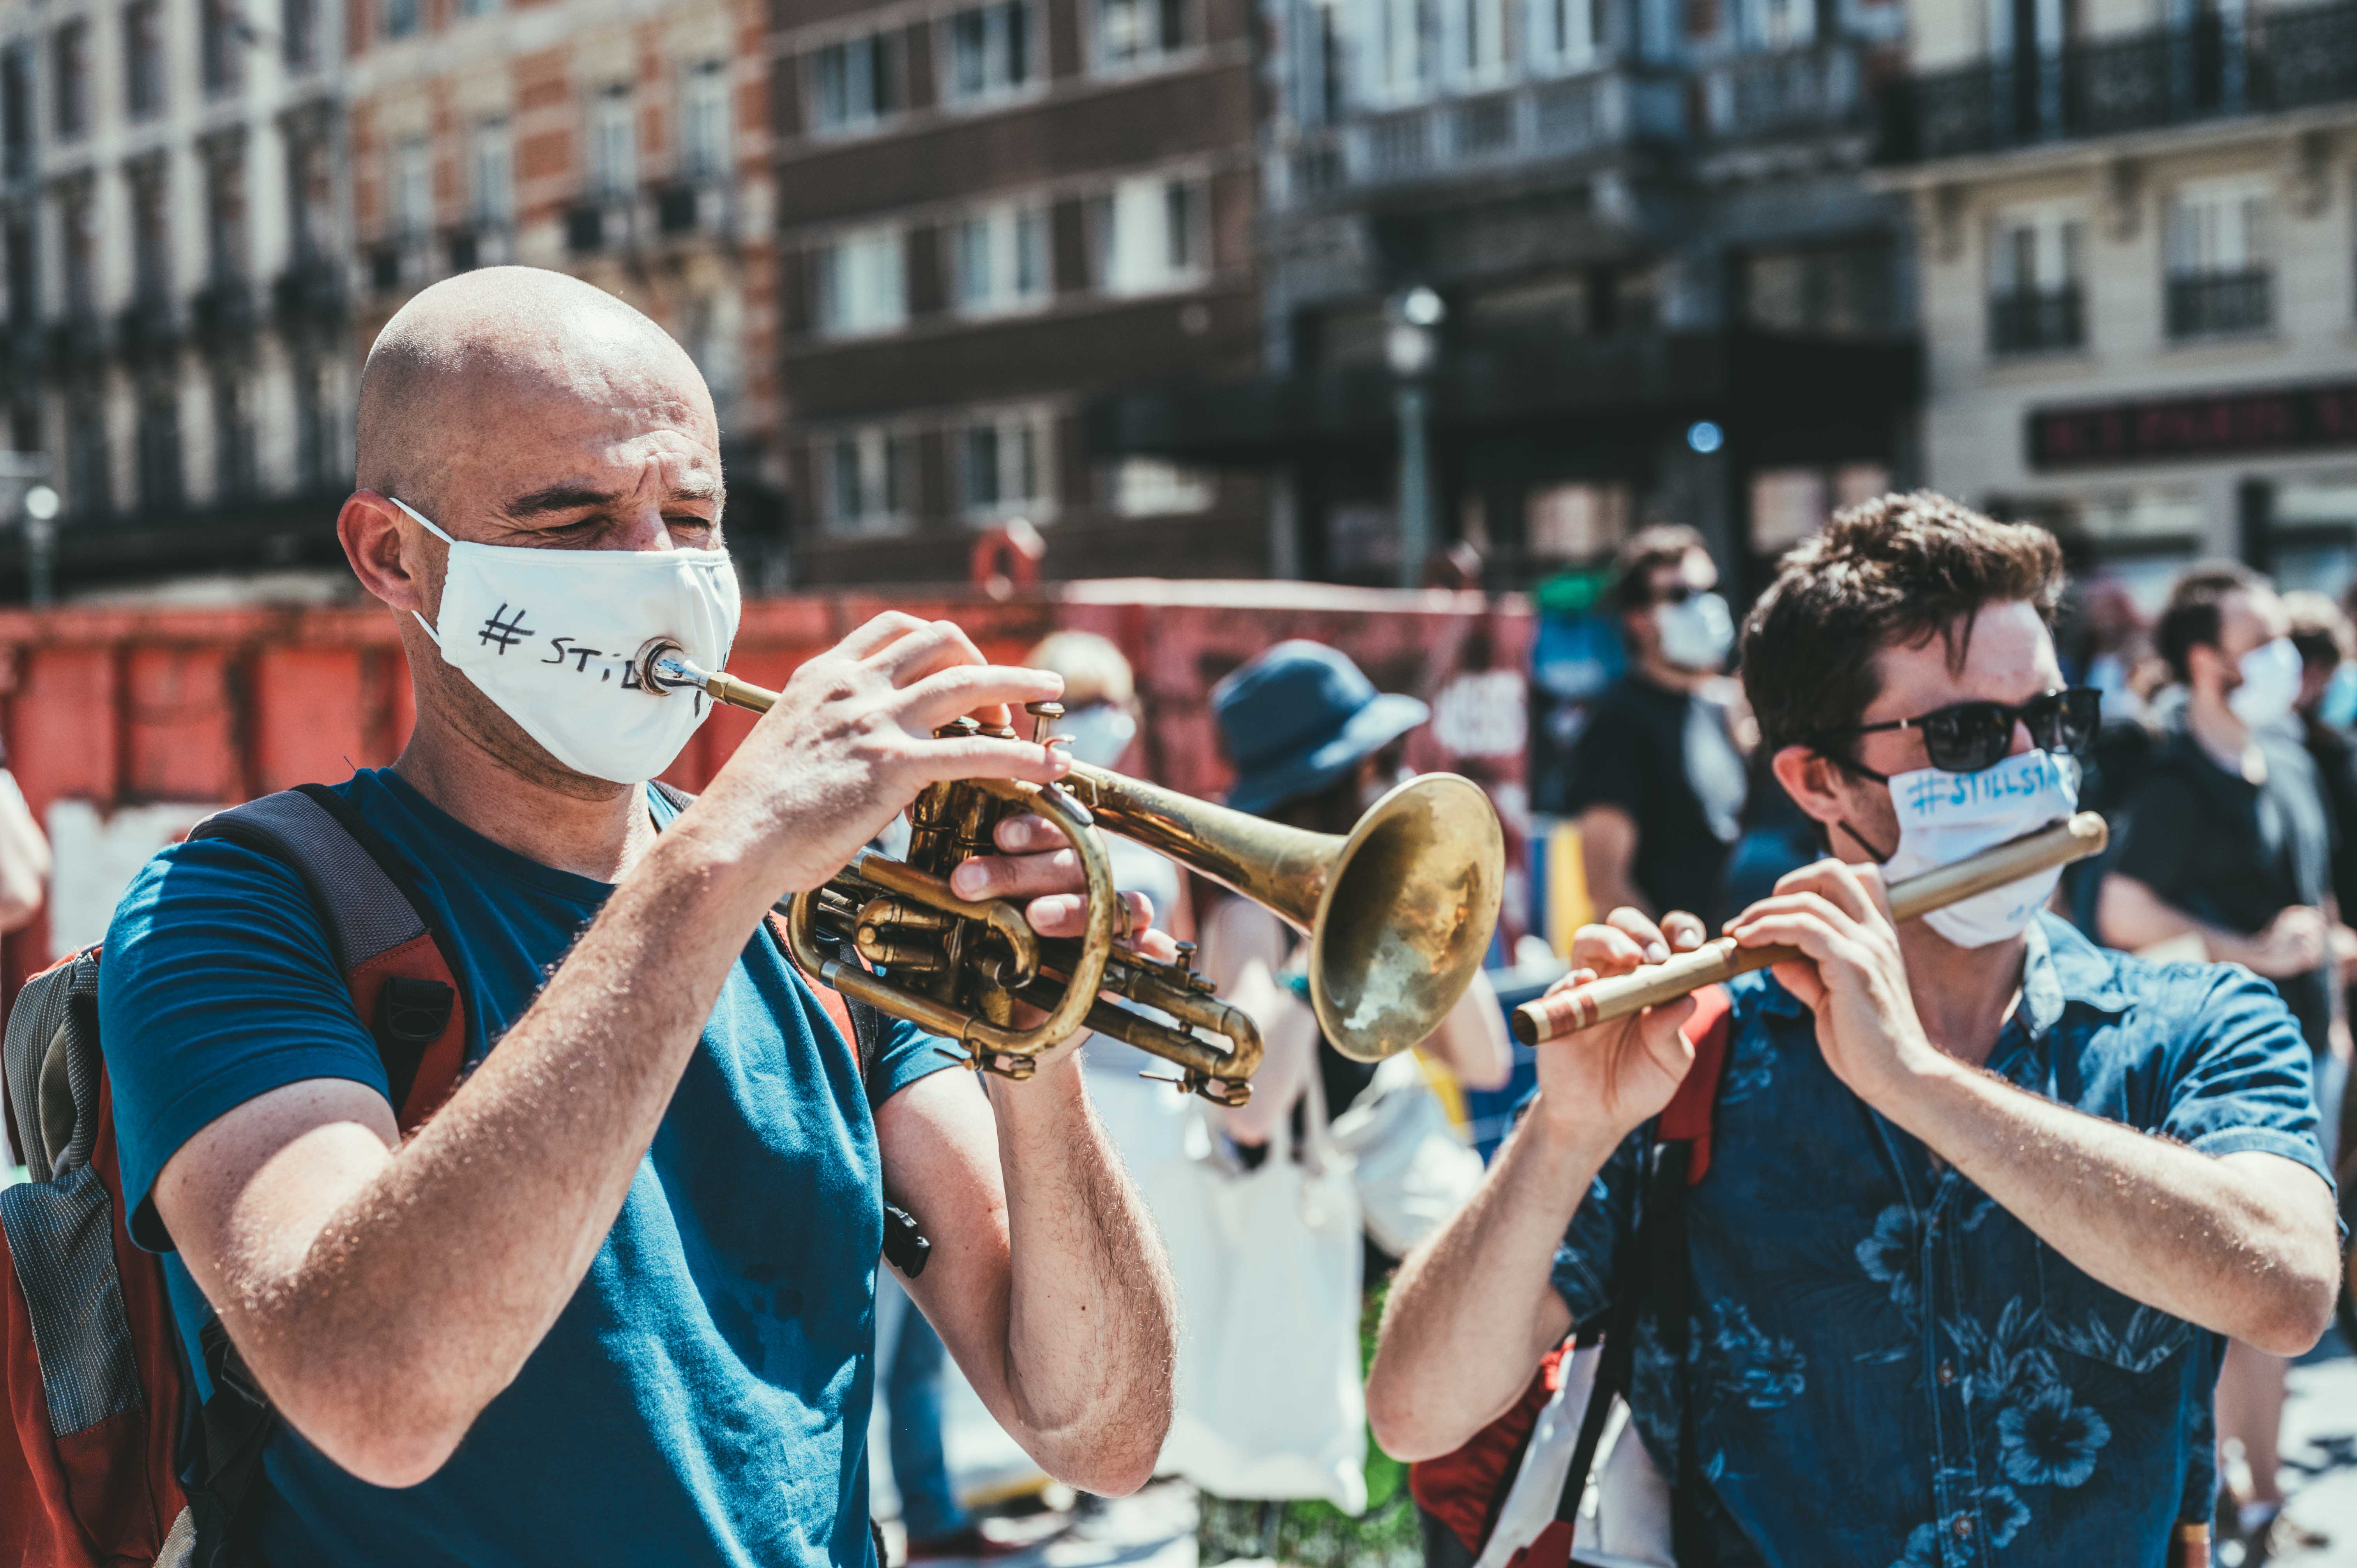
[0,583,1530,999]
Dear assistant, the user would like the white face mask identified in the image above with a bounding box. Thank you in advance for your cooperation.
[1655,592,1735,671]
[397,498,741,784]
[2228,636,2301,728]
[1877,748,2080,948]
[1058,701,1138,770]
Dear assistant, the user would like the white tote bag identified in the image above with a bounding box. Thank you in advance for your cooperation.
[1329,1051,1486,1259]
[1158,1069,1369,1513]
[1470,1347,1674,1568]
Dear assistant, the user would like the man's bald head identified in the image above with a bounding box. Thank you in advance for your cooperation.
[357,267,714,517]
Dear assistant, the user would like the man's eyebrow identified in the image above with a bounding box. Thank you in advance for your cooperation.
[505,483,622,518]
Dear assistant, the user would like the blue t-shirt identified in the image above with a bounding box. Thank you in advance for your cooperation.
[98,768,956,1568]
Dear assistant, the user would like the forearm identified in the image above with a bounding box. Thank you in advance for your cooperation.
[985,1057,1178,1492]
[2098,875,2240,962]
[235,823,779,1479]
[1883,1062,2339,1354]
[1367,1104,1598,1459]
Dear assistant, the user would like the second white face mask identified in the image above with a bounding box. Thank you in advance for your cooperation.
[2230,636,2301,728]
[399,499,742,784]
[1880,748,2080,948]
[1656,592,1735,671]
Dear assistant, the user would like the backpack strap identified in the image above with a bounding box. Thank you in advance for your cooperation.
[1553,984,1735,1547]
[188,784,469,1133]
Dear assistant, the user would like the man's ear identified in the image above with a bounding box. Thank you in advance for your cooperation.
[338,490,429,614]
[1769,743,1849,830]
[2184,641,2228,693]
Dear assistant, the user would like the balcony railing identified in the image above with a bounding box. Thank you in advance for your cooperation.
[1697,41,1866,139]
[2166,268,2270,337]
[1883,1,2357,162]
[1988,286,2083,353]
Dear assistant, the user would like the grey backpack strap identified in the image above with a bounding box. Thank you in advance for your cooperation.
[187,789,428,974]
[3,951,101,1180]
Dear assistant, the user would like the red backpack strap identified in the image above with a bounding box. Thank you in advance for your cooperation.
[189,786,469,1135]
[1656,983,1733,1186]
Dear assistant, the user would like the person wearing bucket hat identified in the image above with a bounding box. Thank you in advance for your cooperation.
[1172,641,1509,1568]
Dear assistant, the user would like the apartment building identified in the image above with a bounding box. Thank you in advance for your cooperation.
[346,0,782,574]
[1093,0,1921,589]
[769,0,1266,585]
[0,0,353,595]
[1878,0,2357,604]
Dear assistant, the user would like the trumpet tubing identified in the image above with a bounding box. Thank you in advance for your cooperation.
[640,643,1507,1100]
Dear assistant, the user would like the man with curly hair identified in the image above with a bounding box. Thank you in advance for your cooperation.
[1369,494,2343,1566]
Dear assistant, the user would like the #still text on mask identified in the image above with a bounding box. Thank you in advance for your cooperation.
[1879,749,2080,948]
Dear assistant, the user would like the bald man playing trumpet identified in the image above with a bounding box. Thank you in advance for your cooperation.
[98,268,1178,1567]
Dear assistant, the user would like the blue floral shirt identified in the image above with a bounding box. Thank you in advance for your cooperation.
[1550,914,2336,1568]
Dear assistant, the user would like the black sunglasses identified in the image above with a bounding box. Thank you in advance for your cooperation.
[1814,687,2102,779]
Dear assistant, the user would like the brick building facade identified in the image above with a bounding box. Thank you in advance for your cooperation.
[768,0,1269,585]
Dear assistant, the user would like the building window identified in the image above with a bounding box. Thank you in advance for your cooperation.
[960,409,1051,521]
[1740,242,1892,337]
[942,0,1036,107]
[1734,0,1812,50]
[124,0,164,119]
[66,388,108,518]
[203,146,247,286]
[470,118,514,228]
[1364,0,1440,106]
[809,32,903,136]
[952,202,1050,316]
[589,87,637,202]
[392,134,433,239]
[289,131,336,265]
[283,0,318,68]
[1109,457,1212,516]
[458,0,498,18]
[131,164,171,305]
[814,226,908,337]
[138,383,183,514]
[214,371,254,502]
[1094,0,1188,72]
[383,0,420,40]
[1525,0,1599,72]
[5,217,35,331]
[821,426,914,534]
[1986,208,2082,355]
[2165,181,2271,339]
[293,352,330,488]
[201,0,244,96]
[53,23,89,140]
[2,46,31,180]
[682,61,729,180]
[1442,0,1504,85]
[1089,175,1209,296]
[62,185,97,315]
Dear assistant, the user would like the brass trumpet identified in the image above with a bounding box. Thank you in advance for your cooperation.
[639,643,1507,1104]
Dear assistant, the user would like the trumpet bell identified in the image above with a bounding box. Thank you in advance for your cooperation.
[1311,773,1504,1063]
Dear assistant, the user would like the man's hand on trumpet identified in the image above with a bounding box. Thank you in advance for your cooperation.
[1723,857,1940,1111]
[1531,907,1707,1149]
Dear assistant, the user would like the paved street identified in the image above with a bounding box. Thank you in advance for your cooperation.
[2266,1328,2357,1568]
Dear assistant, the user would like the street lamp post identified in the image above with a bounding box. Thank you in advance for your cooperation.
[1386,286,1445,590]
[24,484,58,607]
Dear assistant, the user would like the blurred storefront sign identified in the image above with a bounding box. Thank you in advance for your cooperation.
[2030,380,2357,470]
[0,584,1531,993]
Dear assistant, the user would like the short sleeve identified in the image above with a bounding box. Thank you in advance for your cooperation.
[2110,773,2199,901]
[1564,699,1649,821]
[868,1015,963,1107]
[98,837,396,1252]
[2160,969,2335,1201]
[1547,1118,1646,1328]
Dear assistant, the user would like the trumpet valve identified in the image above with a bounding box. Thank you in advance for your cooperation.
[1025,701,1065,746]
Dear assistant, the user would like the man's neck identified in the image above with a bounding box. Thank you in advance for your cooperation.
[1892,918,2028,1074]
[391,707,655,883]
[2184,689,2257,779]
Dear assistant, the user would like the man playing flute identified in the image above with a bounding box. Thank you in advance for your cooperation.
[1369,493,2342,1566]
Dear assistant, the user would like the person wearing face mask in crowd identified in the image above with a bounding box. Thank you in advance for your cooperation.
[92,270,1182,1567]
[1567,525,1749,929]
[1369,496,2340,1568]
[2285,592,2357,931]
[2094,562,2346,1561]
[1182,641,1511,1568]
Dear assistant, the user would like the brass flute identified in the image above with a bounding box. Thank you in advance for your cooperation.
[1511,812,2109,1045]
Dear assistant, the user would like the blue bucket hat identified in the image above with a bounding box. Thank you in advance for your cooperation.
[1213,641,1430,818]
